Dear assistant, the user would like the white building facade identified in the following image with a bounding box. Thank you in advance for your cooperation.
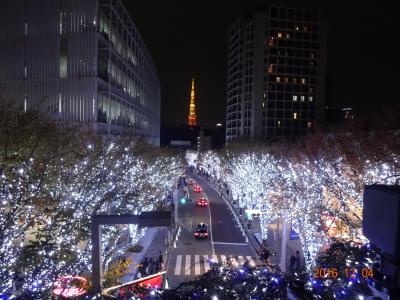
[0,0,160,145]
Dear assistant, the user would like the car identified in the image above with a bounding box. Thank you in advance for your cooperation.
[196,197,208,207]
[194,185,202,192]
[194,223,208,239]
[188,179,194,185]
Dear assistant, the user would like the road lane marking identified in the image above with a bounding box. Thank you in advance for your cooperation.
[230,256,238,267]
[185,255,191,275]
[212,254,218,264]
[203,255,210,272]
[203,190,215,255]
[212,242,248,246]
[174,255,182,275]
[194,255,201,275]
[220,255,227,265]
[247,256,256,267]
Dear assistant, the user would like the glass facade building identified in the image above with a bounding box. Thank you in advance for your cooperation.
[226,6,326,143]
[0,0,160,145]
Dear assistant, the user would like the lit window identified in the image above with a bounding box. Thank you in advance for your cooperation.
[293,95,297,101]
[284,77,289,83]
[293,112,298,120]
[268,64,273,74]
[293,78,297,84]
[24,95,27,112]
[286,33,290,38]
[268,37,274,47]
[59,13,63,35]
[307,121,312,128]
[262,102,266,108]
[301,78,306,84]
[301,96,305,101]
[276,76,281,83]
[295,25,299,31]
[58,93,62,113]
[309,87,313,93]
[277,120,281,127]
[310,52,315,59]
[24,21,28,35]
[309,96,313,101]
[278,32,282,38]
[263,93,266,99]
[304,25,308,31]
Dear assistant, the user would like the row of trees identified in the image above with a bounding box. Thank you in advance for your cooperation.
[187,124,400,269]
[0,101,183,297]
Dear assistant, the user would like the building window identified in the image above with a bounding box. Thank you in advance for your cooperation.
[276,76,281,83]
[304,25,308,31]
[24,95,27,112]
[301,95,305,101]
[293,78,297,84]
[284,77,289,83]
[267,37,275,47]
[59,13,63,35]
[309,96,313,101]
[59,37,68,78]
[309,87,313,93]
[277,120,281,127]
[24,61,27,79]
[310,52,315,59]
[286,33,290,38]
[24,21,28,35]
[293,112,298,120]
[262,101,266,108]
[301,78,306,84]
[268,64,274,74]
[58,93,62,113]
[278,32,282,38]
[307,121,312,128]
[293,95,297,101]
[295,25,299,31]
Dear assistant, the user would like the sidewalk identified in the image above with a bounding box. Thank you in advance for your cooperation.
[120,227,160,283]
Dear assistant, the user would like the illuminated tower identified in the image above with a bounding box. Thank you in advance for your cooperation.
[187,77,197,126]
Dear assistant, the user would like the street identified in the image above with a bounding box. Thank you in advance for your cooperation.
[166,172,259,287]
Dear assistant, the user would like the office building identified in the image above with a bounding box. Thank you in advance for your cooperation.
[226,5,326,143]
[0,0,160,145]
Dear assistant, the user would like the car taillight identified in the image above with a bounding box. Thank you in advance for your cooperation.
[195,232,199,236]
[204,232,208,236]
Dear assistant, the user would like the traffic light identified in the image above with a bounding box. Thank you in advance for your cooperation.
[180,197,186,204]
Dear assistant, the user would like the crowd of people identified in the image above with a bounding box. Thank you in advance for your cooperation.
[136,251,164,279]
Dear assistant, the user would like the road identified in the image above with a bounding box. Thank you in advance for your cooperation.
[166,171,259,287]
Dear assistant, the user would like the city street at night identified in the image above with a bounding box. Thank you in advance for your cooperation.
[166,173,259,287]
[1,0,400,299]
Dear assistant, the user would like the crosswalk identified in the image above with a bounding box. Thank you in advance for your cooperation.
[172,254,258,276]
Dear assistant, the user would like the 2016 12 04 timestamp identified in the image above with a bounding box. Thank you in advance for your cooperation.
[313,268,374,279]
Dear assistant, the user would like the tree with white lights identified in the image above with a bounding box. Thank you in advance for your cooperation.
[0,101,183,297]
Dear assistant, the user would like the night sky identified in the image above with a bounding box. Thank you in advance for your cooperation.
[123,0,400,128]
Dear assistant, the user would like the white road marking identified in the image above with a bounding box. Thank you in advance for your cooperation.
[203,188,215,255]
[212,254,218,264]
[212,242,248,246]
[194,255,201,275]
[230,256,238,267]
[203,255,210,272]
[174,255,182,275]
[185,255,191,275]
[247,256,256,267]
[220,255,227,265]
